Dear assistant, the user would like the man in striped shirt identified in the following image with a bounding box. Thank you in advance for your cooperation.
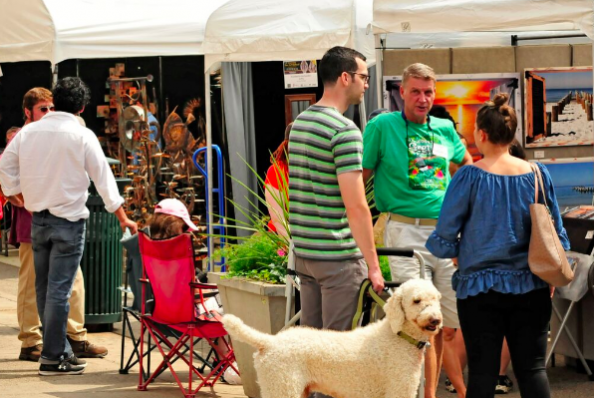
[288,47,384,363]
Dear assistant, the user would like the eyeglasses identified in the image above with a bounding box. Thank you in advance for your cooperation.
[35,105,55,113]
[348,72,370,84]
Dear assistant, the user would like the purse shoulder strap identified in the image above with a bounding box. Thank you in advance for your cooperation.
[531,163,548,207]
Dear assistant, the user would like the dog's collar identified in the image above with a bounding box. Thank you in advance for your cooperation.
[397,331,430,350]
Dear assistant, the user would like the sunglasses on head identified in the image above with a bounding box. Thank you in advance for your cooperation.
[36,106,55,113]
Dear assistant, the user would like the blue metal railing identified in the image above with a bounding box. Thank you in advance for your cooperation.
[192,145,226,272]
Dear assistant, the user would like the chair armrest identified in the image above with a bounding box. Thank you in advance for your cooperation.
[190,282,218,290]
[195,291,219,299]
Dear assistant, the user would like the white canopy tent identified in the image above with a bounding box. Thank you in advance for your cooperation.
[383,31,592,50]
[372,0,593,36]
[203,0,375,71]
[0,0,226,65]
[371,0,594,107]
[201,0,376,267]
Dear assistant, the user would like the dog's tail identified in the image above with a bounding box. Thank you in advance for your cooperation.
[222,314,272,350]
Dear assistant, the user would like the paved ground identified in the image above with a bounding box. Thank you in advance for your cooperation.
[0,254,593,398]
[0,254,246,398]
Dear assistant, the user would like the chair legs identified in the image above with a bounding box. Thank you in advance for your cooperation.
[121,309,215,381]
[121,309,153,377]
[120,309,160,380]
[138,318,237,397]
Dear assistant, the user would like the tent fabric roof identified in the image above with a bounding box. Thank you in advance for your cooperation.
[384,31,592,49]
[0,0,227,65]
[203,0,375,71]
[372,0,594,39]
[2,0,590,66]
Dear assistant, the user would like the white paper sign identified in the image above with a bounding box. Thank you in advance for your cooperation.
[432,143,449,159]
[283,60,318,89]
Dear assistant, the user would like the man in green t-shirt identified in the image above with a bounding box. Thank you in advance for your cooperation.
[363,63,472,398]
[288,47,384,398]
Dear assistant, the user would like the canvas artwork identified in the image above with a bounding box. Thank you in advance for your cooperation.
[525,67,593,148]
[96,105,110,118]
[538,158,594,208]
[383,73,522,158]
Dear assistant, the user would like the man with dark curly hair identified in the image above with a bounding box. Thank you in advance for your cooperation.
[5,87,109,365]
[0,77,137,376]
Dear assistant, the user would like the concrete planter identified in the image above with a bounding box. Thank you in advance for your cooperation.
[208,272,289,398]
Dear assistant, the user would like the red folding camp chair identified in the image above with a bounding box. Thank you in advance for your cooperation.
[137,231,238,398]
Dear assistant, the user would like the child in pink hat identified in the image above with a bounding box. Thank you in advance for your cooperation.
[144,198,241,384]
[148,198,199,239]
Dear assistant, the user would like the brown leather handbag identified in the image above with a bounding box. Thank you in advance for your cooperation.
[528,164,573,287]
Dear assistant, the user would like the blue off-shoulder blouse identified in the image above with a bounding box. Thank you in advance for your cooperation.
[426,163,570,299]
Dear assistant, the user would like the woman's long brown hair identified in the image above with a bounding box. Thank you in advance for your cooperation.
[270,122,293,164]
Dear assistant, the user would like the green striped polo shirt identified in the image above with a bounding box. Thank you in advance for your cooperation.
[288,105,363,261]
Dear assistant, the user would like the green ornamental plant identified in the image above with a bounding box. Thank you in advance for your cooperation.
[215,232,288,284]
[213,155,289,284]
[214,154,391,284]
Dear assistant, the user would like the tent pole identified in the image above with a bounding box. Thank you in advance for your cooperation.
[52,64,58,87]
[359,101,367,130]
[159,57,164,125]
[375,35,384,109]
[205,68,214,271]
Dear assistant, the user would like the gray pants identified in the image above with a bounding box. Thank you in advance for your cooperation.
[295,255,367,398]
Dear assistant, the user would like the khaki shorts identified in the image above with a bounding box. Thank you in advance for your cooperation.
[384,219,460,329]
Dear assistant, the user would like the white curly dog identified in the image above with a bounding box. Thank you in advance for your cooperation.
[223,279,442,398]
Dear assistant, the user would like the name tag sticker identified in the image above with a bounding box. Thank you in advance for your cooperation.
[586,230,594,240]
[432,143,448,158]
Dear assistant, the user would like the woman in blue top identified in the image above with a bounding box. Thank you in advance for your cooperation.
[426,93,569,398]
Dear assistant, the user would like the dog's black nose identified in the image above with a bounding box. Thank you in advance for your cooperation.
[430,318,441,326]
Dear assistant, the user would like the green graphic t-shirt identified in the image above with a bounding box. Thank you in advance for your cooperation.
[407,134,449,191]
[362,111,466,219]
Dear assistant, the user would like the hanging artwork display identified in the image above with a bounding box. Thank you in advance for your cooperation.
[383,73,522,158]
[283,60,318,89]
[536,158,594,209]
[524,67,593,148]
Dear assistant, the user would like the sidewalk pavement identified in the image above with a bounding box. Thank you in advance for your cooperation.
[0,255,247,398]
[1,254,593,397]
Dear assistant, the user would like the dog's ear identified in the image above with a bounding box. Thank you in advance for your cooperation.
[384,288,405,334]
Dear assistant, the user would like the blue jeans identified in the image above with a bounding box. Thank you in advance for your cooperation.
[32,211,86,364]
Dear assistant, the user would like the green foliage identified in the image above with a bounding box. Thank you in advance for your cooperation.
[213,153,290,284]
[216,231,288,284]
[379,254,392,282]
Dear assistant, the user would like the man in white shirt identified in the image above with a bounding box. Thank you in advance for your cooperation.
[0,77,137,376]
[7,87,108,364]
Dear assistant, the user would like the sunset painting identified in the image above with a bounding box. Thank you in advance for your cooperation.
[384,73,522,157]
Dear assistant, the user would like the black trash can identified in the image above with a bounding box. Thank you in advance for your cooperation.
[81,178,131,324]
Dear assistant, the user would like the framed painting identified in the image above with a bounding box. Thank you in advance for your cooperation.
[536,157,594,208]
[524,67,593,148]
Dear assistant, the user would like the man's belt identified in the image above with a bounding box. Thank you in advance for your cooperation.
[389,213,438,227]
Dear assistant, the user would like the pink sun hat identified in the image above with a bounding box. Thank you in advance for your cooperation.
[154,198,199,231]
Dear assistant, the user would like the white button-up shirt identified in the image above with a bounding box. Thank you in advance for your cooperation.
[0,112,124,221]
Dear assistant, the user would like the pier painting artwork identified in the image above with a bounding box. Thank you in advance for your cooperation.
[525,67,594,148]
[540,159,594,208]
[384,73,522,158]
